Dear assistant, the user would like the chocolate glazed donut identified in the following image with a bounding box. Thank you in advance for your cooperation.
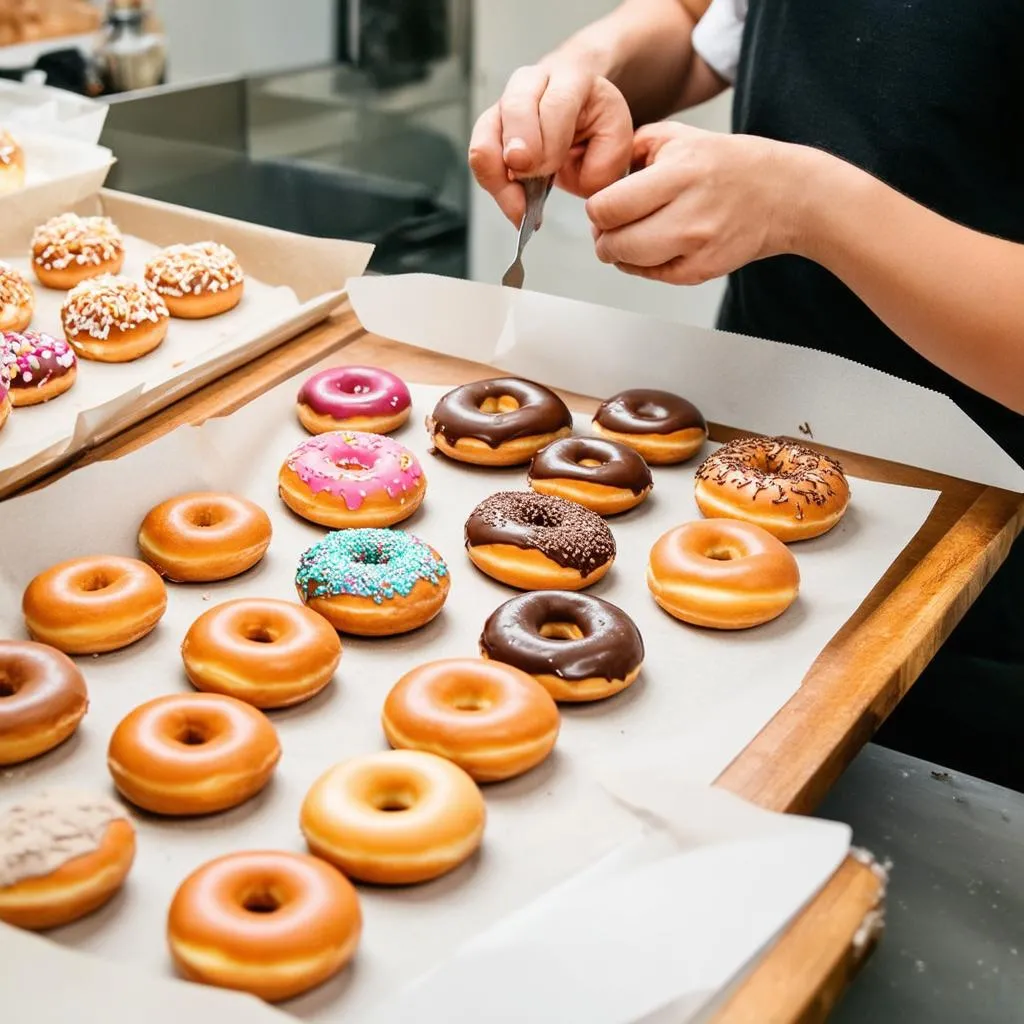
[593,388,708,465]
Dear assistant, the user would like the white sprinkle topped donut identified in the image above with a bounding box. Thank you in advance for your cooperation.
[0,262,33,333]
[61,276,169,363]
[144,242,245,319]
[31,214,124,289]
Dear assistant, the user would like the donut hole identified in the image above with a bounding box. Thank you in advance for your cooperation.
[451,688,494,712]
[189,506,223,528]
[539,621,585,642]
[374,790,415,812]
[336,377,372,395]
[577,458,604,468]
[242,889,282,914]
[0,671,21,697]
[635,400,669,421]
[334,459,370,475]
[704,546,740,562]
[479,394,520,414]
[80,571,114,592]
[244,625,277,645]
[176,722,211,746]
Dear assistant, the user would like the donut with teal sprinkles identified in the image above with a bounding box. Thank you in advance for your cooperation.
[296,528,448,606]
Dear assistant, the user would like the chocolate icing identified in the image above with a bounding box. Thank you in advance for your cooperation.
[594,388,706,436]
[480,591,643,683]
[428,377,572,449]
[465,491,615,578]
[528,437,652,495]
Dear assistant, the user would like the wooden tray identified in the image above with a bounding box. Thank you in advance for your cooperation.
[20,304,1024,1023]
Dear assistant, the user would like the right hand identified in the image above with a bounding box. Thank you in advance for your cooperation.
[468,65,634,226]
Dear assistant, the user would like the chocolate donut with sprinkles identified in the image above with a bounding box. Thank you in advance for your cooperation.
[296,528,450,636]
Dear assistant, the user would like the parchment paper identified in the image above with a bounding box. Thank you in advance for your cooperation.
[0,81,107,143]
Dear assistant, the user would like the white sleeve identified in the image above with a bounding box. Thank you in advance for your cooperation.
[691,0,748,84]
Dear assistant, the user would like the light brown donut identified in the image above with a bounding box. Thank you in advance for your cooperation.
[144,242,244,319]
[61,276,168,362]
[31,213,124,290]
[0,261,34,332]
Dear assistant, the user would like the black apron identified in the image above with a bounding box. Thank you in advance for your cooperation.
[719,0,1024,788]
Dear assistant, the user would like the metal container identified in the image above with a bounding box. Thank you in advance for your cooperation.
[96,0,166,94]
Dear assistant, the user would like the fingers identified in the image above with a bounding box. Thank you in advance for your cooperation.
[499,65,550,173]
[586,159,683,232]
[571,77,635,198]
[594,209,687,267]
[614,256,717,286]
[469,104,527,225]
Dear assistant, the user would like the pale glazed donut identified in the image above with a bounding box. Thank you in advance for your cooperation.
[647,519,800,629]
[0,641,88,765]
[107,693,281,815]
[695,436,851,542]
[138,492,272,583]
[592,388,707,464]
[300,749,485,885]
[0,261,34,332]
[382,657,560,781]
[0,789,135,930]
[31,213,124,290]
[182,598,342,708]
[61,275,169,363]
[297,365,412,435]
[144,242,244,319]
[279,430,426,529]
[2,331,77,406]
[0,130,24,196]
[168,850,362,1002]
[22,555,167,655]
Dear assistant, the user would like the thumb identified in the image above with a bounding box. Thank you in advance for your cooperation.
[631,121,703,168]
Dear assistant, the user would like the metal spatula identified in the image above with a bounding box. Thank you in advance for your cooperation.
[501,176,554,289]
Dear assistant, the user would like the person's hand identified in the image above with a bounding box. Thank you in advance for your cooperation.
[468,65,634,226]
[587,121,806,284]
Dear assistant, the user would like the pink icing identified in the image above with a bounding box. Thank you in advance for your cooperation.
[2,331,76,390]
[285,430,423,511]
[298,365,411,421]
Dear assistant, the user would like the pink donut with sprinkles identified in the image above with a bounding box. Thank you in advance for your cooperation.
[2,330,77,407]
[0,346,10,432]
[278,430,426,529]
[297,365,412,436]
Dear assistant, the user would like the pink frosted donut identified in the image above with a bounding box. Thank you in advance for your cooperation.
[297,365,412,435]
[2,331,77,407]
[278,430,426,528]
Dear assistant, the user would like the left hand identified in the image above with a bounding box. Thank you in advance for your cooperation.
[586,121,804,284]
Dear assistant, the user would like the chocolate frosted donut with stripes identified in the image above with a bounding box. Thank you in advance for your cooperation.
[427,377,572,466]
[465,491,615,591]
[593,388,707,464]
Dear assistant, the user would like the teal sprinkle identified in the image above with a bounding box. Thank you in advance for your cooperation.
[296,528,448,605]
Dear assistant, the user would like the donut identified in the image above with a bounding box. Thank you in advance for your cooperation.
[144,242,244,319]
[61,275,169,362]
[279,430,426,528]
[2,331,77,406]
[0,641,88,765]
[295,527,449,636]
[382,658,560,781]
[22,555,167,655]
[0,789,135,930]
[465,491,616,591]
[528,436,652,515]
[0,130,25,195]
[138,492,272,583]
[0,262,33,332]
[168,850,361,1002]
[297,365,412,435]
[695,436,851,542]
[31,213,125,289]
[427,377,572,466]
[182,598,342,708]
[647,519,800,629]
[300,749,486,885]
[592,388,707,464]
[0,361,10,434]
[107,693,281,816]
[480,591,644,702]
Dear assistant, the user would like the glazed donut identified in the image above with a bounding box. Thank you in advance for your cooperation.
[465,491,616,591]
[382,658,560,781]
[593,388,707,464]
[695,436,851,542]
[61,275,169,363]
[297,364,412,435]
[300,749,486,885]
[0,130,25,195]
[427,377,573,466]
[0,262,33,332]
[107,693,281,816]
[168,850,361,1002]
[31,213,124,290]
[182,598,342,708]
[2,331,77,406]
[279,430,426,528]
[22,555,167,655]
[144,242,244,319]
[0,789,135,930]
[647,519,800,629]
[295,527,449,636]
[528,436,652,515]
[138,492,272,583]
[480,591,644,702]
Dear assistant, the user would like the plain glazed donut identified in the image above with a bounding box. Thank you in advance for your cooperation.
[300,749,485,885]
[22,555,167,655]
[107,693,281,815]
[0,641,88,765]
[0,790,135,930]
[480,592,644,702]
[465,490,616,591]
[593,388,707,464]
[297,365,412,435]
[138,492,272,583]
[647,519,800,629]
[182,598,342,708]
[382,657,560,781]
[695,436,851,542]
[168,850,362,1002]
[31,213,124,290]
[0,262,34,332]
[144,242,244,319]
[427,377,573,466]
[279,430,426,528]
[61,275,169,362]
[2,331,77,406]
